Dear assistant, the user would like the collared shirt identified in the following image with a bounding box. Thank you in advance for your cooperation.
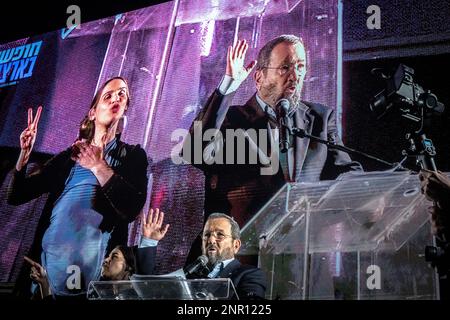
[255,93,277,120]
[216,75,295,181]
[208,258,234,278]
[218,74,236,96]
[218,74,283,118]
[139,237,158,248]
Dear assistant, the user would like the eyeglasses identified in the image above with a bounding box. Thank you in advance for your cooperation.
[262,63,306,76]
[202,231,232,241]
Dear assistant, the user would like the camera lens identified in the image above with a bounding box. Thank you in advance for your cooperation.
[370,91,388,118]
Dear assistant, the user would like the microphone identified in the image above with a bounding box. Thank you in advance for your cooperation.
[184,255,209,277]
[276,99,291,153]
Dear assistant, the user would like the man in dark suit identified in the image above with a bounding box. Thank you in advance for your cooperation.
[187,212,266,300]
[182,35,361,233]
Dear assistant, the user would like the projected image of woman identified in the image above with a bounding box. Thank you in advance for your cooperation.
[7,77,149,298]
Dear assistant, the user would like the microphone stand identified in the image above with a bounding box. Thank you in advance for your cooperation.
[290,127,406,170]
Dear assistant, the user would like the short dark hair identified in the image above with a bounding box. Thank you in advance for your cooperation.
[255,34,304,71]
[206,213,241,240]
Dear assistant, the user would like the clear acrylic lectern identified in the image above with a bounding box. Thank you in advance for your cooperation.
[239,171,439,300]
[87,277,238,300]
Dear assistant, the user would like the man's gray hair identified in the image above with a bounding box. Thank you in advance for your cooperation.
[206,213,241,240]
[255,34,304,71]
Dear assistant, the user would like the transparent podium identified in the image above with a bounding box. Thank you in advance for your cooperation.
[87,277,238,300]
[239,171,439,300]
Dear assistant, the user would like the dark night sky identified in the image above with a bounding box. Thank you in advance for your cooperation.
[0,0,167,44]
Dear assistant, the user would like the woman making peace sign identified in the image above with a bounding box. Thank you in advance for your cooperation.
[8,77,149,298]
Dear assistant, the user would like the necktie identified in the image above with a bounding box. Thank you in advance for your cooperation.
[266,105,295,181]
[264,105,277,122]
[282,115,295,182]
[208,262,224,278]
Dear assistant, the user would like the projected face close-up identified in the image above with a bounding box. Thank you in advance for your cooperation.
[256,41,307,107]
[90,79,129,129]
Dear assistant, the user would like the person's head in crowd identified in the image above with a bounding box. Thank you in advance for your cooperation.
[79,77,130,143]
[419,169,450,237]
[254,34,307,107]
[101,245,136,281]
[202,213,241,268]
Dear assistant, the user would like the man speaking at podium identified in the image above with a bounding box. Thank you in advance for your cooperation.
[183,35,362,233]
[186,213,266,300]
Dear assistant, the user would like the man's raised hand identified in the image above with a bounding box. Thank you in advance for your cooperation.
[226,39,256,87]
[142,208,170,241]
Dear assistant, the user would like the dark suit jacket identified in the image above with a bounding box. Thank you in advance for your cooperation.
[7,137,148,297]
[218,259,266,300]
[183,89,362,226]
[135,246,157,275]
[187,259,266,300]
[7,138,148,251]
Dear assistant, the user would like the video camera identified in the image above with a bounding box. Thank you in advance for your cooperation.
[370,64,449,298]
[370,64,444,122]
[369,64,446,172]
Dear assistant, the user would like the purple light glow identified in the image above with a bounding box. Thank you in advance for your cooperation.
[0,0,338,278]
